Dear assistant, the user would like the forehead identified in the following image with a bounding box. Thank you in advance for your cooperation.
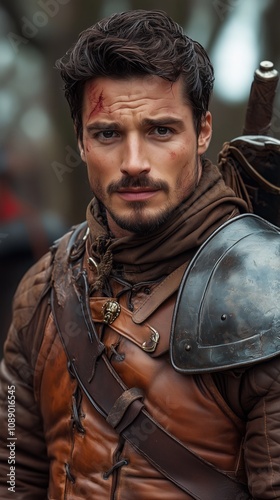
[82,75,189,122]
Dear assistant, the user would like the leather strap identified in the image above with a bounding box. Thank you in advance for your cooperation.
[51,252,250,499]
[90,297,160,352]
[132,262,188,323]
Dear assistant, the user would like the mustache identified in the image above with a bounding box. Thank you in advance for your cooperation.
[107,176,169,194]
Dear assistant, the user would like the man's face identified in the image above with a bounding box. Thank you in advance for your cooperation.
[80,75,212,237]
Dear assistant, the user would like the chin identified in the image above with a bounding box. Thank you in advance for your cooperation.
[111,206,174,235]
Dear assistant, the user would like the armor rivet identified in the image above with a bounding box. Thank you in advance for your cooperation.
[185,344,191,351]
[221,314,227,321]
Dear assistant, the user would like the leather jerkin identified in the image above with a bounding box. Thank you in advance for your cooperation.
[51,249,251,500]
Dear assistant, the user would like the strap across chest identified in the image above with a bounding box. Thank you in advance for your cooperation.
[50,223,250,500]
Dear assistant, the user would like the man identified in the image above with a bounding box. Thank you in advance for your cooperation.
[0,10,280,499]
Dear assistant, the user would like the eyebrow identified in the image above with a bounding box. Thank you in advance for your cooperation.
[141,117,184,128]
[86,117,184,133]
[86,121,121,132]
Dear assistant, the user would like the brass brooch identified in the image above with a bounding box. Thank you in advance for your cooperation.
[102,300,121,325]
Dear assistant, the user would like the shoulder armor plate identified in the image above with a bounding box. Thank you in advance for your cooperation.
[170,214,280,373]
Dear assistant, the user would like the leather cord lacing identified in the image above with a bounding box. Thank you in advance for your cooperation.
[103,459,129,479]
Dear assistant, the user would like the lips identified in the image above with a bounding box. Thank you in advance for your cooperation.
[107,177,169,199]
[116,188,159,201]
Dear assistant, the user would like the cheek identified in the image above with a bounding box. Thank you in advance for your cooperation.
[87,163,111,192]
[87,166,95,186]
[168,144,190,162]
[83,137,92,154]
[169,151,177,160]
[87,169,103,197]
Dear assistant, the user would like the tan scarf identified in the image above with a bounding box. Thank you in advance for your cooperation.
[86,160,249,285]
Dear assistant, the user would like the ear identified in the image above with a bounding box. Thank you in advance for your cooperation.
[197,111,212,155]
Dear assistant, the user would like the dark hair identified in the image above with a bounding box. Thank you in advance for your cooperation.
[56,10,214,141]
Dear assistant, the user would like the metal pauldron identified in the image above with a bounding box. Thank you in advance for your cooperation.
[170,213,280,373]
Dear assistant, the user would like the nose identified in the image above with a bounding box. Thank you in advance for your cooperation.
[120,134,151,176]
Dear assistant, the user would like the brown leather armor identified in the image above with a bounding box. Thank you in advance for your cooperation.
[1,224,280,499]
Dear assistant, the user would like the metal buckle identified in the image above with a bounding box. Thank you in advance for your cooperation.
[141,327,160,353]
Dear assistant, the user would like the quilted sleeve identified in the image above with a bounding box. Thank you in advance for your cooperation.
[241,355,280,499]
[0,253,53,499]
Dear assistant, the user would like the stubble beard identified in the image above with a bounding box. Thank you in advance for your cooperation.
[93,156,201,235]
[105,200,177,234]
[94,175,173,235]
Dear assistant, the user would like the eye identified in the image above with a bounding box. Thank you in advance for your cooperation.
[93,130,119,142]
[100,130,116,139]
[156,126,170,135]
[151,126,174,138]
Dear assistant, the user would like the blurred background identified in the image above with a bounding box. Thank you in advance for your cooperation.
[1,0,280,352]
